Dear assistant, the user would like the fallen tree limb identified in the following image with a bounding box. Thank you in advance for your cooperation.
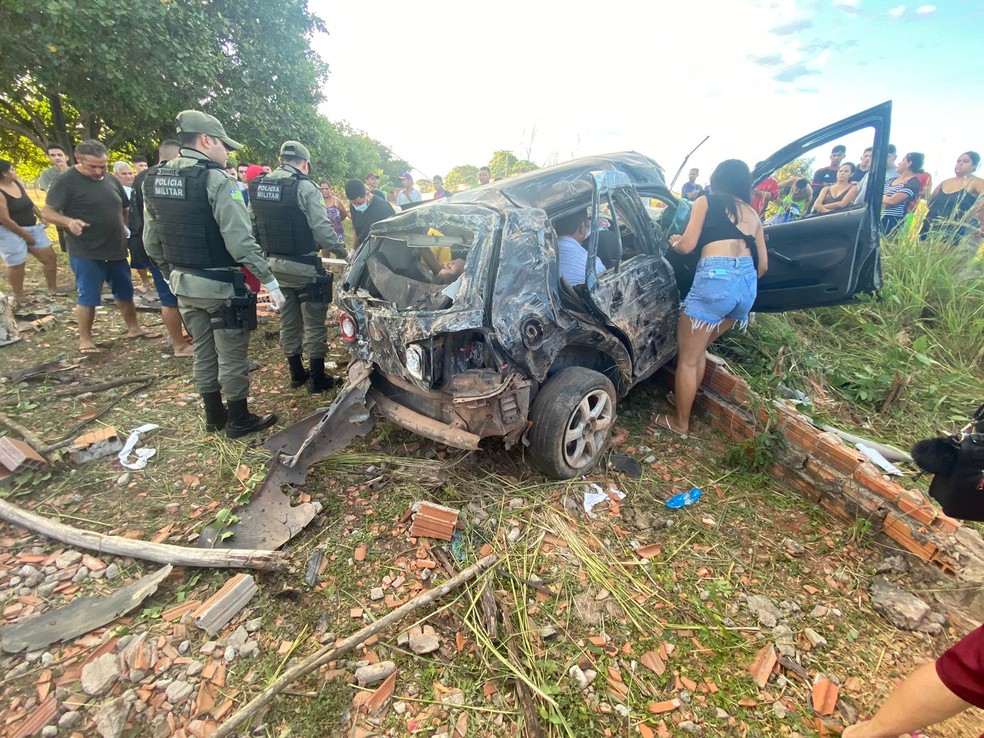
[0,498,287,571]
[213,553,500,738]
[39,379,155,453]
[0,412,48,458]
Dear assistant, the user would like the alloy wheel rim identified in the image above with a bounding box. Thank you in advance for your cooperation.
[563,389,614,469]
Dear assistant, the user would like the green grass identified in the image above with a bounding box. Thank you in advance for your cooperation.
[716,229,984,448]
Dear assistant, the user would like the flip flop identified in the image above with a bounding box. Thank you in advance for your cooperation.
[125,331,163,341]
[655,413,688,439]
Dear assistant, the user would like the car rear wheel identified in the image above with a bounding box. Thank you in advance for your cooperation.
[529,367,616,479]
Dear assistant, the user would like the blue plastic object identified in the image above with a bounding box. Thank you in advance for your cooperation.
[665,487,703,509]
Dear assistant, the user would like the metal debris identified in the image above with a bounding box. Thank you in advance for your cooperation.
[1,565,172,653]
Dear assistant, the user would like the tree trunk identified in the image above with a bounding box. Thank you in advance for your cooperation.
[48,93,72,155]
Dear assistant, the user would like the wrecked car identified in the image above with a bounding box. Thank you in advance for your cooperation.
[275,103,893,485]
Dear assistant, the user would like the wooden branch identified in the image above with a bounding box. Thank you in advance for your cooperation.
[0,498,287,571]
[213,553,500,738]
[0,413,49,461]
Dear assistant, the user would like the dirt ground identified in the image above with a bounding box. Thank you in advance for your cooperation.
[1,251,981,738]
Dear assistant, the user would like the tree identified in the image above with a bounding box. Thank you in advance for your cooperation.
[773,157,815,185]
[0,0,328,157]
[488,150,538,180]
[445,165,479,191]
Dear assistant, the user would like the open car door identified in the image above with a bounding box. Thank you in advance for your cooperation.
[751,101,892,312]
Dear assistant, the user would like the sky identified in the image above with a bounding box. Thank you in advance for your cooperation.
[309,0,984,186]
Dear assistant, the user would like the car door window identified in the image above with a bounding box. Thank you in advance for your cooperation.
[747,101,890,312]
[761,126,874,224]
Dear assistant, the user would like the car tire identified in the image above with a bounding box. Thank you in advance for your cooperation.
[529,367,617,479]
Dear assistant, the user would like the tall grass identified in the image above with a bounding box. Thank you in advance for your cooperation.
[716,228,984,447]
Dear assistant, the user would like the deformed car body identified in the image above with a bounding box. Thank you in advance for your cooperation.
[283,102,892,481]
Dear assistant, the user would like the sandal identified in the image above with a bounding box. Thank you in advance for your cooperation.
[655,413,688,439]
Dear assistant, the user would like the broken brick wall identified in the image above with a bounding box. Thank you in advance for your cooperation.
[661,356,984,617]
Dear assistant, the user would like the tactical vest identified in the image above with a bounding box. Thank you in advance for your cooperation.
[144,161,238,269]
[248,173,317,257]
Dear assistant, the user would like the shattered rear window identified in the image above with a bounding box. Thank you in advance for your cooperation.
[350,206,500,313]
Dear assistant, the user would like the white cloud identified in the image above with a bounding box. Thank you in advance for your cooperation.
[916,4,937,14]
[888,5,906,16]
[833,0,859,7]
[810,49,833,70]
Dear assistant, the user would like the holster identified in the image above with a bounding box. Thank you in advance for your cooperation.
[210,272,258,331]
[301,271,333,304]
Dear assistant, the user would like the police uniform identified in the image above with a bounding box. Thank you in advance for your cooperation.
[143,110,281,438]
[249,141,346,393]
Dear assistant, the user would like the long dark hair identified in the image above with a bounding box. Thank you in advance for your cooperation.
[906,152,925,174]
[0,159,12,177]
[709,159,753,224]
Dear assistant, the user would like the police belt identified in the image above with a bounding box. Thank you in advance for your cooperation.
[178,267,247,289]
[175,268,257,332]
[266,252,323,271]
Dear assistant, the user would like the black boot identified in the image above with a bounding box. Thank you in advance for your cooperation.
[201,391,227,432]
[287,354,309,389]
[308,357,339,394]
[226,398,277,439]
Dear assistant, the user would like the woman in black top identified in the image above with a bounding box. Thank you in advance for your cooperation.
[0,159,59,304]
[660,160,768,438]
[920,151,984,244]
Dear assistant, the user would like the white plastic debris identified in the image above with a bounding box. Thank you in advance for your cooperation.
[583,483,626,517]
[118,423,159,470]
[856,442,903,476]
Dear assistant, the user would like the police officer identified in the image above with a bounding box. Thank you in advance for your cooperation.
[249,141,346,392]
[143,110,286,438]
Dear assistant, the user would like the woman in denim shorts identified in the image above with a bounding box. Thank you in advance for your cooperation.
[0,159,59,305]
[660,160,768,437]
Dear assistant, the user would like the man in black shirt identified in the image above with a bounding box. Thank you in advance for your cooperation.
[131,139,193,356]
[42,139,161,354]
[345,179,395,253]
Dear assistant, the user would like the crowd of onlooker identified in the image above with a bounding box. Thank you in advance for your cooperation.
[1,137,982,341]
[681,144,984,244]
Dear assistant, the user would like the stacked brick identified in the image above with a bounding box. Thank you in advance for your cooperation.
[661,356,984,614]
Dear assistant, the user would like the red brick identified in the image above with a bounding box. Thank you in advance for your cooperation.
[932,515,961,536]
[898,496,939,527]
[853,469,903,505]
[882,514,938,562]
[816,436,866,476]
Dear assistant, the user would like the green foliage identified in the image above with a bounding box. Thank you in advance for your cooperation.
[773,156,814,184]
[0,0,328,156]
[716,230,984,447]
[489,149,537,179]
[445,164,479,191]
[724,414,784,474]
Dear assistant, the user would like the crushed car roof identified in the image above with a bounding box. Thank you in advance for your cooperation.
[418,151,670,214]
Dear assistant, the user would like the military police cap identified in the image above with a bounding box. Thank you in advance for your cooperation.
[280,141,311,161]
[175,110,243,151]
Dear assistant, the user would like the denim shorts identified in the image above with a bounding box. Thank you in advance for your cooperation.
[680,256,757,330]
[69,256,134,307]
[147,261,178,308]
[0,224,52,266]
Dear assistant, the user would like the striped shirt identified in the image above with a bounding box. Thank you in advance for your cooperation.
[882,176,919,218]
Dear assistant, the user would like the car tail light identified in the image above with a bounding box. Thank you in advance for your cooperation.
[339,312,357,342]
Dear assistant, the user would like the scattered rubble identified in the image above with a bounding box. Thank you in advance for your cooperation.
[409,501,459,540]
[869,577,945,634]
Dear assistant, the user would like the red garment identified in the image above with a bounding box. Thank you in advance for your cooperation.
[752,177,779,215]
[936,623,984,733]
[241,267,260,293]
[907,172,932,213]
